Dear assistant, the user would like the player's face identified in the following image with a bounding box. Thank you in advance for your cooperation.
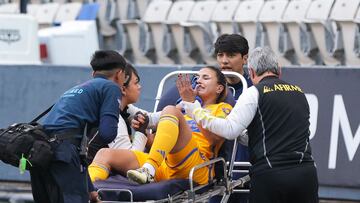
[123,72,141,104]
[216,52,246,74]
[196,68,224,104]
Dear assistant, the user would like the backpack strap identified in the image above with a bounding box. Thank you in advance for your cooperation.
[31,104,54,123]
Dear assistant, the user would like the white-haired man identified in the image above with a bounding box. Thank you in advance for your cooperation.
[180,47,319,203]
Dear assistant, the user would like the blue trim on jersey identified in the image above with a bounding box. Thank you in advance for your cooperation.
[165,147,199,169]
[186,120,200,132]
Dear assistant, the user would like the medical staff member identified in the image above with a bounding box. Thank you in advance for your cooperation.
[30,50,128,203]
[182,47,319,203]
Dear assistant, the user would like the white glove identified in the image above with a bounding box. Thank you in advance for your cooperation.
[180,100,201,117]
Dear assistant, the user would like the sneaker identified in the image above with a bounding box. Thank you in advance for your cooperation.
[127,167,155,184]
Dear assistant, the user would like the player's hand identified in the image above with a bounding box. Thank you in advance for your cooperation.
[132,111,149,135]
[176,73,197,103]
[89,191,102,203]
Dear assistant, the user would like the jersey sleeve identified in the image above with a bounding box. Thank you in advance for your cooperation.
[191,86,259,140]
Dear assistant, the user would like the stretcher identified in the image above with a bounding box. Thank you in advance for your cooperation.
[94,70,251,202]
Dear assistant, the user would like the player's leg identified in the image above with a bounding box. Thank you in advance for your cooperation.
[88,148,140,182]
[127,105,192,184]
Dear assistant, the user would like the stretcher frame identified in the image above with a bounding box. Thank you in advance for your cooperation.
[97,70,251,203]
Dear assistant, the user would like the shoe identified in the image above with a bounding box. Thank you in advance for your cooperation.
[127,167,155,184]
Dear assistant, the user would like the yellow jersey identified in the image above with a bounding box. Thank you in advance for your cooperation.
[184,102,232,161]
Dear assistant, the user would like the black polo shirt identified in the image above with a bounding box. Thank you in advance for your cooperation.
[248,76,314,175]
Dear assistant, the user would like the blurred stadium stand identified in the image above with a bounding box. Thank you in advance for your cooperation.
[165,0,197,64]
[234,0,264,51]
[1,0,360,66]
[282,0,318,66]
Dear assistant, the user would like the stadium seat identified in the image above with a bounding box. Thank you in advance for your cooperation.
[30,0,42,4]
[35,3,60,27]
[181,0,218,64]
[97,0,117,37]
[135,0,152,19]
[76,3,100,20]
[0,14,40,64]
[306,0,342,65]
[114,0,157,64]
[27,4,40,17]
[233,0,265,50]
[282,0,317,66]
[52,0,67,4]
[123,0,152,20]
[0,0,9,5]
[258,0,292,66]
[54,2,82,24]
[99,0,125,51]
[355,6,360,63]
[115,0,130,20]
[143,0,175,64]
[165,0,197,64]
[330,0,360,66]
[118,19,155,64]
[211,0,240,34]
[113,21,132,60]
[0,3,18,13]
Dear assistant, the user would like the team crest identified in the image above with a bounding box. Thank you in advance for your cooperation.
[222,107,231,115]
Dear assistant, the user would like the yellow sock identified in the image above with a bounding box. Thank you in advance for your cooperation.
[146,114,179,169]
[88,162,110,182]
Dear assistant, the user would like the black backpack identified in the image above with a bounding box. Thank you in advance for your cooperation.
[0,106,54,171]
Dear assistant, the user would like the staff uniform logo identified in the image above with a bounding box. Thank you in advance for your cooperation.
[263,86,274,93]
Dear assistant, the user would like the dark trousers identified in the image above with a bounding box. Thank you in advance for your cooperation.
[250,163,319,203]
[209,193,249,203]
[30,141,89,203]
